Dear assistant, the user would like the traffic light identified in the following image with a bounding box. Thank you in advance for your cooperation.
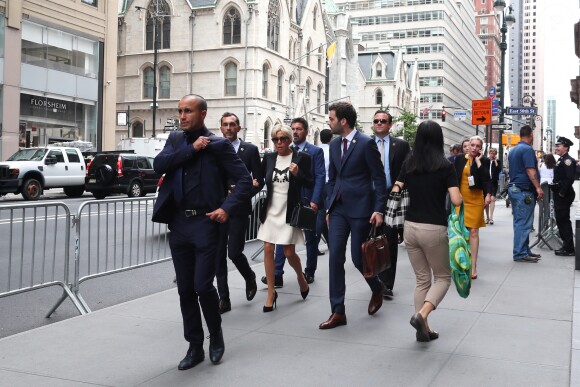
[441,110,446,122]
[496,82,502,97]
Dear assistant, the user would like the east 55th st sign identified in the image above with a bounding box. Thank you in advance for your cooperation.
[471,100,492,125]
[506,106,538,115]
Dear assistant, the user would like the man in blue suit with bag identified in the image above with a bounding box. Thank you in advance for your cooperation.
[152,94,252,370]
[319,102,387,330]
[262,117,326,287]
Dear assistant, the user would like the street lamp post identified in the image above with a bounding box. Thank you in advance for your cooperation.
[494,0,515,165]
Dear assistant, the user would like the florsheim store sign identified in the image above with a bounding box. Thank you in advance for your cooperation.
[20,94,82,123]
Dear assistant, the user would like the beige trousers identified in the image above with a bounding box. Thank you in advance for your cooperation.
[404,220,451,312]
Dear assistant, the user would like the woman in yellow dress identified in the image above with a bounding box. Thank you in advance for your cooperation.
[453,136,492,279]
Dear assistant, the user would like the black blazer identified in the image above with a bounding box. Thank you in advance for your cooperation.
[490,159,502,182]
[454,154,492,196]
[259,149,313,224]
[232,140,265,216]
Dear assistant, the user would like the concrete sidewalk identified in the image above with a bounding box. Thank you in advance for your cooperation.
[0,204,577,386]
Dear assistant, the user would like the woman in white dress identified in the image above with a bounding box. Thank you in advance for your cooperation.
[257,124,313,312]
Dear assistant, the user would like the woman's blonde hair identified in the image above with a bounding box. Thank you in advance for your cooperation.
[271,124,293,140]
[469,135,484,146]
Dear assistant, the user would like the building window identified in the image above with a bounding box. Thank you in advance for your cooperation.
[376,63,382,77]
[81,0,97,5]
[376,89,383,105]
[146,0,171,51]
[143,67,154,99]
[313,5,318,30]
[305,79,311,107]
[277,69,284,102]
[225,62,237,96]
[318,46,323,71]
[306,40,312,66]
[262,63,269,98]
[159,66,170,99]
[268,0,280,51]
[317,84,322,113]
[223,7,241,45]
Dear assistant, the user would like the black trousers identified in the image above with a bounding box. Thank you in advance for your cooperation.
[169,214,221,346]
[216,214,255,300]
[554,191,575,252]
[378,224,399,290]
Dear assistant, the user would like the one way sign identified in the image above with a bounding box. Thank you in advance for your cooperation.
[471,100,492,125]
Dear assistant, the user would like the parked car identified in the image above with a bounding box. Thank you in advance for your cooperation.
[85,153,162,199]
[0,147,86,200]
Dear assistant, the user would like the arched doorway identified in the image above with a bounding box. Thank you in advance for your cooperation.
[132,122,144,138]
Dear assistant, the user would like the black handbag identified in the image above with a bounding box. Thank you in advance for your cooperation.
[290,204,317,231]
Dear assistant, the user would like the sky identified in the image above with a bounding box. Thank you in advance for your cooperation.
[543,1,580,145]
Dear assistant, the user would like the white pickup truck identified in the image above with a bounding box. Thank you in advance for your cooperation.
[0,147,86,200]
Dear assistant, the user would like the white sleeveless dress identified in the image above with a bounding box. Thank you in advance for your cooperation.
[257,154,305,245]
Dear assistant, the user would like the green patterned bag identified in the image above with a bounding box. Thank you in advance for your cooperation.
[448,202,472,298]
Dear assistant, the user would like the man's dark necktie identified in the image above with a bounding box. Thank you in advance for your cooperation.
[342,138,348,161]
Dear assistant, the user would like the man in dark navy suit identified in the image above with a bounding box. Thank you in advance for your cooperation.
[152,95,252,370]
[216,112,264,314]
[263,117,326,287]
[319,102,387,330]
[372,110,410,300]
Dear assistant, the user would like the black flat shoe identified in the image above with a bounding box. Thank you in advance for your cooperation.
[301,286,310,300]
[209,328,225,364]
[178,345,204,370]
[410,313,430,342]
[246,273,258,301]
[263,291,278,313]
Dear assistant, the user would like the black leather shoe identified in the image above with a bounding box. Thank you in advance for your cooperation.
[383,288,394,299]
[303,272,314,284]
[178,345,204,370]
[209,328,225,364]
[528,252,542,258]
[246,272,258,301]
[219,298,231,314]
[260,275,283,288]
[410,313,430,342]
[555,249,575,256]
[514,256,539,263]
[317,250,325,256]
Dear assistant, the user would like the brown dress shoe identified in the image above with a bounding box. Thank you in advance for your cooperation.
[319,313,347,329]
[368,283,385,315]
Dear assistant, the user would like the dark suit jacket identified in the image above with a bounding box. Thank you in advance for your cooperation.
[152,128,252,224]
[490,158,502,182]
[259,149,313,224]
[454,154,492,196]
[232,139,265,215]
[385,135,411,185]
[297,142,326,207]
[326,131,386,217]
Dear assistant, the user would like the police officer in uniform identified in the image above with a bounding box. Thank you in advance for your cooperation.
[552,136,576,256]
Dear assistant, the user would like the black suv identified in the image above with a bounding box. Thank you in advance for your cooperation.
[85,153,161,199]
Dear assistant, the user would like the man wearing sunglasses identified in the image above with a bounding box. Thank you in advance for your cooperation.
[372,110,411,300]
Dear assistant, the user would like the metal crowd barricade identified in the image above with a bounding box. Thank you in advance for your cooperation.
[0,202,86,317]
[246,190,267,243]
[530,183,562,249]
[65,197,171,314]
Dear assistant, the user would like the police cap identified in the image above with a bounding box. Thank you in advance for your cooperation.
[556,136,574,148]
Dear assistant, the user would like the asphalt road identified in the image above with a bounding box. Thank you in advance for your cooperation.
[0,189,267,339]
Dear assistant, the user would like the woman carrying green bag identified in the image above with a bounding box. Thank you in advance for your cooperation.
[392,121,462,342]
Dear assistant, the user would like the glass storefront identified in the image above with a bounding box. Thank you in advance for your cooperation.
[21,21,98,78]
[19,94,96,150]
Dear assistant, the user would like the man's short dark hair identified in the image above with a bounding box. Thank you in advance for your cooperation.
[291,117,309,132]
[320,129,332,144]
[451,143,462,152]
[520,125,533,138]
[220,112,240,126]
[373,110,393,124]
[329,102,357,128]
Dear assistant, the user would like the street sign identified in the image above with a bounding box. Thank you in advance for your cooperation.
[453,111,467,121]
[491,123,511,129]
[506,106,538,115]
[488,86,496,98]
[471,99,492,125]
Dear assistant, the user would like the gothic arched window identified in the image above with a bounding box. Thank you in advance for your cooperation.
[225,62,237,96]
[267,0,280,51]
[223,7,241,45]
[145,0,171,50]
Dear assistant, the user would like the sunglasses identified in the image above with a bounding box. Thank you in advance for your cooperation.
[373,119,389,124]
[272,136,289,143]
